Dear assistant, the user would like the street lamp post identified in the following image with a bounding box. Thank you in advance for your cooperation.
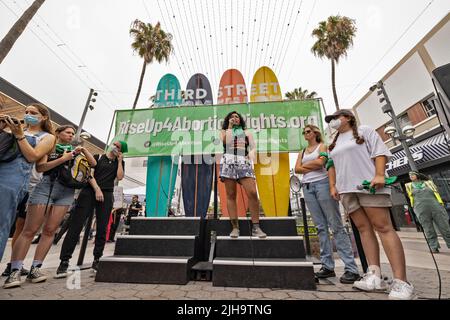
[371,81,418,172]
[74,88,98,145]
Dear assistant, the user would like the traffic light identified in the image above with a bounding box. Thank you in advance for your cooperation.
[370,81,393,114]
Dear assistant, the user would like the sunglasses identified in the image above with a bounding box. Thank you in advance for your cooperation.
[302,130,312,135]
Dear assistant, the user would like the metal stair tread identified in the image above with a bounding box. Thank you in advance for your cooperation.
[216,236,303,241]
[100,256,194,264]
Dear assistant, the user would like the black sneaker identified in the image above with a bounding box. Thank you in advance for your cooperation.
[1,263,11,277]
[92,259,100,272]
[3,269,22,289]
[340,271,360,284]
[54,260,70,279]
[26,265,47,283]
[20,267,29,276]
[315,267,336,279]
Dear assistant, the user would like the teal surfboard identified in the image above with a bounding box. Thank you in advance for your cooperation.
[145,74,182,217]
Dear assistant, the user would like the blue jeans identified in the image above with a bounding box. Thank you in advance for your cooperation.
[0,156,33,262]
[303,178,359,274]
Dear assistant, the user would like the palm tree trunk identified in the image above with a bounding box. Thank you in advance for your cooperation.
[133,61,147,109]
[0,0,46,64]
[331,59,340,110]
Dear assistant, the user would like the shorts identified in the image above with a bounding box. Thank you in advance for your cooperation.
[219,154,255,183]
[28,175,75,207]
[341,193,392,214]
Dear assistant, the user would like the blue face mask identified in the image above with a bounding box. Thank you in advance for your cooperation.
[24,115,40,126]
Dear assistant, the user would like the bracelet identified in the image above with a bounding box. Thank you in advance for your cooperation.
[16,136,26,141]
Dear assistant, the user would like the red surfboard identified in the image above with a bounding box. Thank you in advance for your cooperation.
[217,69,249,217]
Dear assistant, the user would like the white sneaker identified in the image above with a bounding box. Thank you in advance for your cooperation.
[252,227,267,239]
[388,279,415,300]
[229,228,240,239]
[353,271,388,292]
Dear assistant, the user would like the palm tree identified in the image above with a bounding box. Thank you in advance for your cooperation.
[311,15,357,110]
[0,0,46,64]
[285,87,318,100]
[130,20,173,109]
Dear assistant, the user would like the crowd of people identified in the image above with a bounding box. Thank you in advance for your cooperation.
[2,105,450,300]
[0,104,127,288]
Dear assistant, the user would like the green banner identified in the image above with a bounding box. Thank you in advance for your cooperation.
[113,100,323,157]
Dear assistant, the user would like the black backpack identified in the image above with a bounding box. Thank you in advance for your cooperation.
[57,153,92,189]
[0,131,20,162]
[46,152,92,189]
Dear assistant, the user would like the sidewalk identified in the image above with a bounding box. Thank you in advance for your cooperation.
[0,233,448,300]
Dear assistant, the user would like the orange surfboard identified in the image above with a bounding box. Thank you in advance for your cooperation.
[217,69,249,217]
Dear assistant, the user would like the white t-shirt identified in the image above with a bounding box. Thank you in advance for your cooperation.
[329,125,392,195]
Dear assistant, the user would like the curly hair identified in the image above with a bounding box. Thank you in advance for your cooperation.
[328,115,365,152]
[222,111,247,130]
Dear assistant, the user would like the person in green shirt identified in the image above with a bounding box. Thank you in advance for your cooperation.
[405,171,450,253]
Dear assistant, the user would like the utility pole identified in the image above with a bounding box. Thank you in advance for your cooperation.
[74,88,98,145]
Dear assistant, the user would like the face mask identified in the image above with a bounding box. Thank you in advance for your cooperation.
[329,119,342,130]
[24,115,40,126]
[111,146,120,155]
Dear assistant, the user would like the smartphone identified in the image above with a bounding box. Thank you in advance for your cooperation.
[0,117,23,125]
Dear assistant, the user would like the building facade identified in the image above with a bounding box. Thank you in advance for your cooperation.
[353,13,450,228]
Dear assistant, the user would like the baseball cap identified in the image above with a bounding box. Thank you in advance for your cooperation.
[324,109,355,123]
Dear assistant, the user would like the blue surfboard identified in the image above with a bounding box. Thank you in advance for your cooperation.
[145,74,182,217]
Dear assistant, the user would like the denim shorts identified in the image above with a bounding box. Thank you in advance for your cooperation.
[28,175,75,207]
[220,154,255,183]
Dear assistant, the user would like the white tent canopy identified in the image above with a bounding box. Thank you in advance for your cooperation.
[123,186,146,196]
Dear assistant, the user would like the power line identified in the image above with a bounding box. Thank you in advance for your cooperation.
[196,0,215,90]
[286,0,317,84]
[143,0,187,85]
[276,0,304,76]
[271,0,292,70]
[266,0,288,71]
[16,0,121,110]
[1,0,115,114]
[258,0,276,66]
[205,0,220,90]
[253,0,266,73]
[274,0,298,74]
[341,0,436,106]
[156,0,190,84]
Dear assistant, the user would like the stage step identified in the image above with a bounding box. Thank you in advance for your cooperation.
[207,217,298,237]
[129,217,201,235]
[95,256,194,285]
[114,235,196,257]
[215,236,306,259]
[213,258,316,290]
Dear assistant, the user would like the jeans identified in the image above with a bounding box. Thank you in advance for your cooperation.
[303,178,359,274]
[60,188,114,261]
[0,157,33,262]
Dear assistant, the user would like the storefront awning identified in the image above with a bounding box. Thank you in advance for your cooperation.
[387,132,450,176]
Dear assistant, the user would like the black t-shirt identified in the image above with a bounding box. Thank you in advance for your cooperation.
[128,201,142,216]
[91,154,125,192]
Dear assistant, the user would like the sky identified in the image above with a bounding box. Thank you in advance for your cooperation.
[1,0,449,148]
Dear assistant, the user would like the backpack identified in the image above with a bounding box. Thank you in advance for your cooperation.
[57,153,92,189]
[0,131,20,162]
